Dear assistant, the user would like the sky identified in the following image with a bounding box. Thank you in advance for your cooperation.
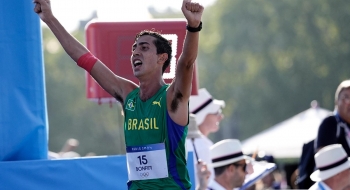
[49,0,217,32]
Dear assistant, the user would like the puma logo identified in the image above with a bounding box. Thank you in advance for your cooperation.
[152,97,162,107]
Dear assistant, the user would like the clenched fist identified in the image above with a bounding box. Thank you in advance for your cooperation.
[33,0,53,23]
[182,0,204,28]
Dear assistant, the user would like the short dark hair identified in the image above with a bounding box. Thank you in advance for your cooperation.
[135,30,172,74]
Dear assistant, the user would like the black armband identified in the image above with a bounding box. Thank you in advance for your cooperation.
[186,21,202,32]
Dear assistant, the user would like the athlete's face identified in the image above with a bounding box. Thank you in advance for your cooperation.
[131,35,161,78]
[337,88,350,123]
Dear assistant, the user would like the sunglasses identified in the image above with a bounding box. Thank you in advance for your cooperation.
[233,163,247,172]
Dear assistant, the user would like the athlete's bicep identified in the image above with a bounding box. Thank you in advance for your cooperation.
[166,86,189,126]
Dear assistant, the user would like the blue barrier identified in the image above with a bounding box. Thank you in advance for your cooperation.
[0,0,48,161]
[0,153,196,190]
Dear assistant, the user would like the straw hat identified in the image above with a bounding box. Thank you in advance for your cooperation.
[189,88,225,125]
[310,144,350,181]
[210,139,251,168]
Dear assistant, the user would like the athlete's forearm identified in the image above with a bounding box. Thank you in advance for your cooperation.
[45,16,89,62]
[179,0,203,67]
[179,30,200,67]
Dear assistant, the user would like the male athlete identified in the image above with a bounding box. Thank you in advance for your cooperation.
[33,0,204,189]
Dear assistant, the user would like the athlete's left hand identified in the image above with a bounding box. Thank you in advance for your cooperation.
[181,0,204,28]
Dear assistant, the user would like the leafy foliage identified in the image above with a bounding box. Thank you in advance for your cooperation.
[198,0,350,141]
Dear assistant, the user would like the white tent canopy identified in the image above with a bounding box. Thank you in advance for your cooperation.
[241,105,332,159]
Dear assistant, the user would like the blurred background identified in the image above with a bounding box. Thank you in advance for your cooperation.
[44,0,350,162]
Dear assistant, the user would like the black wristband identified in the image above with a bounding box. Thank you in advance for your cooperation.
[186,21,202,32]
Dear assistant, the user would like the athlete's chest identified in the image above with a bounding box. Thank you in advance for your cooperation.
[125,95,165,116]
[124,95,166,132]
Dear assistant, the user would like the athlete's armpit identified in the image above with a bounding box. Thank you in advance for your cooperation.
[170,90,183,112]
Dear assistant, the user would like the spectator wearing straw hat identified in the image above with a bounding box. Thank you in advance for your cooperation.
[186,88,225,184]
[207,139,251,190]
[309,144,350,190]
[189,88,225,138]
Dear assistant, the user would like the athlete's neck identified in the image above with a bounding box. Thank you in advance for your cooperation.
[139,80,166,101]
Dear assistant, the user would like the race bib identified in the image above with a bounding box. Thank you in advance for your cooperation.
[126,143,168,180]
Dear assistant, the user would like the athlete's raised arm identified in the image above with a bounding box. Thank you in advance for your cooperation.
[33,0,137,104]
[167,0,204,125]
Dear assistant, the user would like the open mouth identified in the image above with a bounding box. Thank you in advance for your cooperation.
[133,60,142,68]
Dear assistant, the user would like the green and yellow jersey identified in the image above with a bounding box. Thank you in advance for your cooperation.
[124,85,191,190]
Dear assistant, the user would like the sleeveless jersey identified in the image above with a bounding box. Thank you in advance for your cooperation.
[124,85,191,190]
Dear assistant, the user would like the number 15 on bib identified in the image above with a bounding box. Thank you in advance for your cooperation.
[126,143,168,180]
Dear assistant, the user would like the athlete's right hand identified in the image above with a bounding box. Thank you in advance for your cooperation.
[33,0,53,22]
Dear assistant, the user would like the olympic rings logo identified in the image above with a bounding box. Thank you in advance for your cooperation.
[139,172,149,178]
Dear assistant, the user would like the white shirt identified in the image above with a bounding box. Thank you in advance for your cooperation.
[309,181,332,190]
[207,180,227,190]
[186,135,214,188]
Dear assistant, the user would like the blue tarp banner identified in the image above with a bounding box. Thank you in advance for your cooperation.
[0,153,196,190]
[0,0,48,160]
